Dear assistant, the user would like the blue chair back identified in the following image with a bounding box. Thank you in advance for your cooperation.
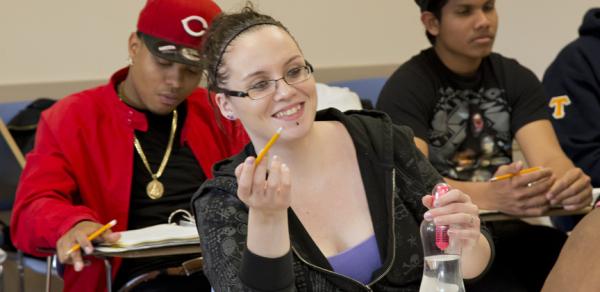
[328,77,388,109]
[0,101,30,210]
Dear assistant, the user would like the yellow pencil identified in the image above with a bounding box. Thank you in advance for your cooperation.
[66,219,117,255]
[254,127,283,166]
[489,166,541,182]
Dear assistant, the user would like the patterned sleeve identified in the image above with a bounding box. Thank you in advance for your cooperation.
[392,124,443,220]
[192,178,296,292]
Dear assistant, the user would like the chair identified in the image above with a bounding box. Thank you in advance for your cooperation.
[328,77,388,109]
[0,101,58,292]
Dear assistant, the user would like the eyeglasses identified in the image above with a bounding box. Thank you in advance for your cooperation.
[217,62,314,100]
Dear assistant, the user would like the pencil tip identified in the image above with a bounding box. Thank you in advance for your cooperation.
[109,219,117,226]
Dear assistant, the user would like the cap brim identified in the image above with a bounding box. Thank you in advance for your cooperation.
[139,32,202,67]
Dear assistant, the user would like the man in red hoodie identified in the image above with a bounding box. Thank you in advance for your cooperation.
[10,0,248,291]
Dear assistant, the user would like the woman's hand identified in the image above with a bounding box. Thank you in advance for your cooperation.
[422,189,480,251]
[235,155,291,218]
[236,155,292,257]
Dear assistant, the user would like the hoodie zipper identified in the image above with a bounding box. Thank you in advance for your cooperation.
[366,168,397,286]
[290,168,398,291]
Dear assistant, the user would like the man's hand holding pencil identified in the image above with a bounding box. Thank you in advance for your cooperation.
[487,161,555,216]
[56,220,120,272]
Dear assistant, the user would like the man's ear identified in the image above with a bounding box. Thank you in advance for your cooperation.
[421,11,440,37]
[128,32,141,60]
[215,93,236,120]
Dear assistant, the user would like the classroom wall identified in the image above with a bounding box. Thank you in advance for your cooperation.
[0,0,597,101]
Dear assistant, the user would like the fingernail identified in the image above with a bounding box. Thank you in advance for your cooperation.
[281,164,289,172]
[546,193,553,200]
[550,200,557,205]
[84,246,93,255]
[74,262,83,272]
[246,157,254,165]
[424,211,433,221]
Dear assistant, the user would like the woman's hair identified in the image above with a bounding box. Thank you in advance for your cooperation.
[201,3,296,92]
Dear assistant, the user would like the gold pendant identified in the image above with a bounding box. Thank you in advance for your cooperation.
[146,179,164,199]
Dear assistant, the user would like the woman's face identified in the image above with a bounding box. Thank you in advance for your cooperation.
[215,26,317,144]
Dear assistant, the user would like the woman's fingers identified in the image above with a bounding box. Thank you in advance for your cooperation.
[236,157,256,201]
[237,155,292,211]
[433,212,479,227]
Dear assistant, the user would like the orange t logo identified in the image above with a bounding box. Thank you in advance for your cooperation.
[549,95,571,119]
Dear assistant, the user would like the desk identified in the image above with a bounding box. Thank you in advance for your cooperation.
[479,206,592,222]
[39,243,202,292]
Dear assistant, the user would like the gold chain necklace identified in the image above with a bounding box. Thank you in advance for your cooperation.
[118,82,177,199]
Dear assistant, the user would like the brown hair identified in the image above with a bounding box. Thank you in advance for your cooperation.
[201,3,296,93]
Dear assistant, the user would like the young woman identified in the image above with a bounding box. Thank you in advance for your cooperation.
[192,6,492,291]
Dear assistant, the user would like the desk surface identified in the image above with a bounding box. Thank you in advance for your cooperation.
[479,206,592,222]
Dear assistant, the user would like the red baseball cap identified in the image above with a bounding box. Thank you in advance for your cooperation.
[137,0,221,66]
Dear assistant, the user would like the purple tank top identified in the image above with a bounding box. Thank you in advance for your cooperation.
[327,234,382,285]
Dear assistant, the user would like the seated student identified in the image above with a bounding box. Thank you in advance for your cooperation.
[9,0,247,291]
[192,5,492,291]
[542,208,600,292]
[543,7,600,231]
[376,0,592,291]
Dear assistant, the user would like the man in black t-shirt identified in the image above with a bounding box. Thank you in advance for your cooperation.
[377,0,592,291]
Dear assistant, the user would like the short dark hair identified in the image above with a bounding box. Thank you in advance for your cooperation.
[422,0,449,45]
[201,3,296,92]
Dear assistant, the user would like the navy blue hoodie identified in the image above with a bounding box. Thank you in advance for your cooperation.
[544,8,600,186]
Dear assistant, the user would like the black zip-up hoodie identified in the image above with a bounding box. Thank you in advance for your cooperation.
[192,109,490,291]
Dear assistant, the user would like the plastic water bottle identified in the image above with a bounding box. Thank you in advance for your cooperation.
[419,183,465,292]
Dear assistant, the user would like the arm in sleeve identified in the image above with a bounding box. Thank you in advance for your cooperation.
[10,114,99,256]
[393,125,495,279]
[543,47,600,186]
[505,58,550,135]
[391,124,442,219]
[193,183,296,292]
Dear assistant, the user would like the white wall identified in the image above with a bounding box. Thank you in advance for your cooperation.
[0,1,597,89]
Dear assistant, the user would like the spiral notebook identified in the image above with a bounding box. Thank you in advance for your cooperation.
[96,223,199,253]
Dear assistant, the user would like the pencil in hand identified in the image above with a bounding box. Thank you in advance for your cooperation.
[66,219,117,255]
[254,127,283,166]
[489,166,541,182]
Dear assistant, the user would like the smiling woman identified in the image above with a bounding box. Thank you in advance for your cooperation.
[191,4,493,291]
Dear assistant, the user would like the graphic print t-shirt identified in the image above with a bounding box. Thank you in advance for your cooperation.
[377,48,548,182]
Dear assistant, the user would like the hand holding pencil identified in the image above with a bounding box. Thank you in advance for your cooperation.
[486,161,555,216]
[235,127,291,214]
[56,220,120,272]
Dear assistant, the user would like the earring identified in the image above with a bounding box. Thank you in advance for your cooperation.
[127,57,133,66]
[225,113,236,120]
